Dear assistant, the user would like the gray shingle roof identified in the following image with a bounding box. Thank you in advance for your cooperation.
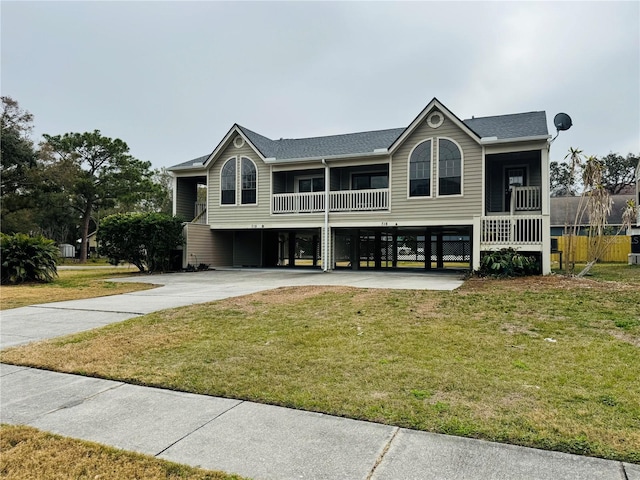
[239,125,405,160]
[169,155,209,170]
[550,194,634,226]
[170,109,548,169]
[463,111,548,140]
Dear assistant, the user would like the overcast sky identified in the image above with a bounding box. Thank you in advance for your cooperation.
[2,1,639,170]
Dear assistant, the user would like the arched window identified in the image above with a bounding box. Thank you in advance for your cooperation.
[221,158,236,205]
[409,140,432,197]
[241,157,257,204]
[438,139,462,196]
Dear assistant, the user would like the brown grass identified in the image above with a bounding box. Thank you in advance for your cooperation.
[0,424,246,480]
[0,267,156,310]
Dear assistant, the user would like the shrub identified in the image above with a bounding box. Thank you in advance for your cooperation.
[477,248,539,278]
[98,213,183,273]
[1,233,59,284]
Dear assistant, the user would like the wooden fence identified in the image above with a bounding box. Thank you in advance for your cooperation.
[553,235,631,263]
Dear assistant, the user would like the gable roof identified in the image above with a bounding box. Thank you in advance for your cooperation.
[169,99,549,170]
[388,98,482,153]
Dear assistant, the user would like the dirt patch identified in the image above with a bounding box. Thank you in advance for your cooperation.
[609,330,640,348]
[459,275,635,294]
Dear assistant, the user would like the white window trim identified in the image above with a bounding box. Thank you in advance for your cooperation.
[220,156,238,207]
[427,111,444,129]
[407,138,434,200]
[233,135,245,148]
[436,137,464,198]
[219,156,260,207]
[240,156,259,206]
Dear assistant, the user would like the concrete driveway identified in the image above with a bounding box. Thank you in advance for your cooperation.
[1,268,464,349]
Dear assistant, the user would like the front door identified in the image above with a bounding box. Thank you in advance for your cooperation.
[505,168,526,211]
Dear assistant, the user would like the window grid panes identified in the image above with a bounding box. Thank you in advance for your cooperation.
[438,139,461,196]
[221,158,236,205]
[409,140,431,197]
[241,157,257,204]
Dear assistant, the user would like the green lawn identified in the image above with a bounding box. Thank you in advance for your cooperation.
[2,264,639,463]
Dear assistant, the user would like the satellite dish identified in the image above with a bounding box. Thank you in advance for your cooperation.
[554,113,572,131]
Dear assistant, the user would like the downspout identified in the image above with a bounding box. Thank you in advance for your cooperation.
[322,158,329,272]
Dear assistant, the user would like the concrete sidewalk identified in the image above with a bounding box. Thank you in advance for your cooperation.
[1,364,634,480]
[1,269,636,479]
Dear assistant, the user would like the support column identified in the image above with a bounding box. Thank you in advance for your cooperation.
[312,234,319,267]
[374,231,382,270]
[392,229,398,268]
[472,216,482,271]
[352,230,360,270]
[425,228,432,270]
[288,232,296,268]
[541,214,551,274]
[436,231,444,269]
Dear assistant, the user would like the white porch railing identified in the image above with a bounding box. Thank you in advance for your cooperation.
[511,186,541,213]
[193,202,207,224]
[481,215,543,245]
[272,189,389,214]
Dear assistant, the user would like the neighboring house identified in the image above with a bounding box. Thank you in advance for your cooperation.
[76,231,98,258]
[550,194,635,236]
[169,98,553,273]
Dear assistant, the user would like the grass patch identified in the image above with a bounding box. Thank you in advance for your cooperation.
[553,262,640,283]
[2,264,639,463]
[0,424,246,480]
[0,267,156,310]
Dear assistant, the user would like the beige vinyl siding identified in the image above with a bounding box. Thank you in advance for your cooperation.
[211,230,233,267]
[208,140,272,227]
[395,115,482,220]
[183,224,214,268]
[335,116,483,226]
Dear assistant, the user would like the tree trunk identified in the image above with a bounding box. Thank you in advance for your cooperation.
[79,204,92,264]
[576,260,597,278]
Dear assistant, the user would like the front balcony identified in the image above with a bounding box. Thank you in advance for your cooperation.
[480,215,543,246]
[272,189,389,214]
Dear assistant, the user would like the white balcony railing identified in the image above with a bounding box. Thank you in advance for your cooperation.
[272,192,325,213]
[511,186,541,213]
[481,215,543,245]
[330,189,389,212]
[272,189,389,214]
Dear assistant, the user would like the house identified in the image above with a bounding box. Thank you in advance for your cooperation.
[75,231,98,259]
[169,98,553,274]
[550,194,636,236]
